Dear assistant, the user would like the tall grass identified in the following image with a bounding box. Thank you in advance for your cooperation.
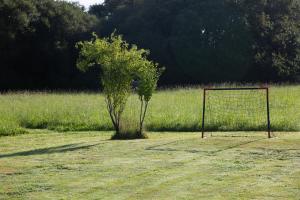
[0,85,299,136]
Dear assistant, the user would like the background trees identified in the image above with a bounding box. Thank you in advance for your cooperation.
[1,0,300,90]
[0,0,97,90]
[240,0,300,81]
[98,0,300,83]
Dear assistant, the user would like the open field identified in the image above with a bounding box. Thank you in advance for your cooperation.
[0,131,299,199]
[0,85,299,136]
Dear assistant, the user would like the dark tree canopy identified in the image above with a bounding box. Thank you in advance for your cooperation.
[94,0,300,84]
[1,0,300,90]
[240,0,300,81]
[0,0,98,90]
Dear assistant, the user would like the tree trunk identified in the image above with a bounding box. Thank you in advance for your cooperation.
[139,99,148,135]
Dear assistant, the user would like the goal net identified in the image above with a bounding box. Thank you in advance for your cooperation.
[201,87,271,138]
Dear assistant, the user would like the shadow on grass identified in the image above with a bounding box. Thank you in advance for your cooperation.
[0,143,101,159]
[145,138,266,154]
[146,122,298,132]
[213,138,266,153]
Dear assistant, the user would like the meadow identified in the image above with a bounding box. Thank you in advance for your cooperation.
[0,131,299,199]
[0,86,299,199]
[0,85,299,136]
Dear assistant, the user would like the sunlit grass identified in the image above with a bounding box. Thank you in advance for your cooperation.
[0,85,299,136]
[0,131,299,199]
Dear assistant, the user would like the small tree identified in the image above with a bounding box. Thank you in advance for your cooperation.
[135,62,163,136]
[76,32,163,139]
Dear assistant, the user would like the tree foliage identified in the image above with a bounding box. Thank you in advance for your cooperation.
[239,0,300,80]
[0,0,98,90]
[93,0,300,83]
[1,0,300,91]
[77,33,163,138]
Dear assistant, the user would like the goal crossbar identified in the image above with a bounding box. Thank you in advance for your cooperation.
[201,87,271,138]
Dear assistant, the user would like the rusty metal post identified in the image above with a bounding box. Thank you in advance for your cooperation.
[201,89,206,138]
[266,88,271,138]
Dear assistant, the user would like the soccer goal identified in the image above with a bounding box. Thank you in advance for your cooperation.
[201,87,271,138]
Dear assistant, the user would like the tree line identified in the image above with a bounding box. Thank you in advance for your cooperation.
[1,0,300,90]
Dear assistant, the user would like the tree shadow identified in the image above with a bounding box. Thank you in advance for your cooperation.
[0,143,102,159]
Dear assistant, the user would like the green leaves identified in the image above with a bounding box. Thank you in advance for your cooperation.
[76,32,163,136]
[0,0,98,90]
[240,0,300,80]
[92,0,300,82]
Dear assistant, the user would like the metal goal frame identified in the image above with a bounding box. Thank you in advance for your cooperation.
[201,87,271,138]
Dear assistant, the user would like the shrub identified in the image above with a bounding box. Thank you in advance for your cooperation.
[76,32,163,139]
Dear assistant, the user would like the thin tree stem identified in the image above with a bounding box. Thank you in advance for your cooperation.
[139,98,144,134]
[140,101,148,134]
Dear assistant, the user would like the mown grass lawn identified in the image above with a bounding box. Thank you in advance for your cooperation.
[0,131,299,199]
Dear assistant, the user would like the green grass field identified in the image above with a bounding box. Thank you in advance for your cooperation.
[0,85,299,136]
[0,131,299,199]
[1,85,299,199]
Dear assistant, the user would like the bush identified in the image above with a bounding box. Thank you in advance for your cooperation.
[76,32,163,140]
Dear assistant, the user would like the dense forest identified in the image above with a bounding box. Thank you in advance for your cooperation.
[1,0,300,90]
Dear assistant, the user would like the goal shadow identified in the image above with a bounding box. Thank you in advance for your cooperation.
[202,131,276,138]
[145,136,267,155]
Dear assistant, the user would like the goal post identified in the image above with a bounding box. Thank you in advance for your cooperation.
[201,87,271,138]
